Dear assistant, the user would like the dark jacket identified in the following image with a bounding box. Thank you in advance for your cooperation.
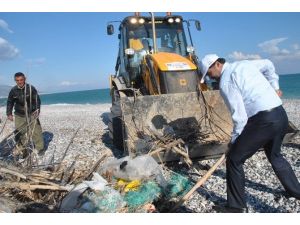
[6,83,41,117]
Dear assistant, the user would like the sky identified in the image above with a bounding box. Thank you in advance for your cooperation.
[0,10,300,93]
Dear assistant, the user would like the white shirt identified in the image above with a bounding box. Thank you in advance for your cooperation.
[219,59,282,143]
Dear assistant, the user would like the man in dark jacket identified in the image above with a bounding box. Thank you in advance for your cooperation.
[6,72,44,157]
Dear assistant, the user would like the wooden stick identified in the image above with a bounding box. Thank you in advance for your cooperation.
[84,153,109,180]
[170,153,226,212]
[0,167,27,179]
[0,182,69,191]
[172,146,192,166]
[148,139,182,156]
[55,126,81,172]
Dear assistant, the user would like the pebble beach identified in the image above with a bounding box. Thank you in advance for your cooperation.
[0,99,299,213]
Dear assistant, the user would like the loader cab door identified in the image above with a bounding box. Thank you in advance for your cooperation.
[123,28,150,84]
[125,28,150,67]
[117,27,127,76]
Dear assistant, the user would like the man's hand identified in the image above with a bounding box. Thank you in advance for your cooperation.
[276,89,283,97]
[8,115,13,121]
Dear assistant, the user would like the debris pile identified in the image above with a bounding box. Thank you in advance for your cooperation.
[0,149,110,213]
[0,150,195,213]
[60,155,194,213]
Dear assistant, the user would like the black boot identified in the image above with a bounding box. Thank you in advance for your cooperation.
[213,204,248,213]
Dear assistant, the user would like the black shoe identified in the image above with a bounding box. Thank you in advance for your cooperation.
[213,204,248,213]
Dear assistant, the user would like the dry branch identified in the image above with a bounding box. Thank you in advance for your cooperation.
[0,182,70,191]
[0,167,27,180]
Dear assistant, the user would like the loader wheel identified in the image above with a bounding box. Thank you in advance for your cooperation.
[108,88,124,152]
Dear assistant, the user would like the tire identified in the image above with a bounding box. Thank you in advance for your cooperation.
[108,87,124,152]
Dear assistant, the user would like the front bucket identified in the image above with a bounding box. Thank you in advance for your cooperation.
[120,91,233,161]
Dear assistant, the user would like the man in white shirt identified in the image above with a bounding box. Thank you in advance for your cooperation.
[200,54,300,212]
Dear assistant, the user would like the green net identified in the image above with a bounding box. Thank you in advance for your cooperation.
[77,172,193,212]
[124,181,162,211]
[80,188,126,213]
[165,173,193,198]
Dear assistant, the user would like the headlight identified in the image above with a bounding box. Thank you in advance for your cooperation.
[130,18,137,24]
[125,48,135,55]
[138,18,145,24]
[187,46,195,53]
[167,18,174,23]
[175,18,181,23]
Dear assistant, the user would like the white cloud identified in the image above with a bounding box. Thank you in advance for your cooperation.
[258,38,300,61]
[0,37,19,61]
[0,19,13,33]
[228,51,261,61]
[258,37,288,55]
[60,81,78,86]
[26,57,46,67]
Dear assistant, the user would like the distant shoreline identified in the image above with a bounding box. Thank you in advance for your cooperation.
[39,88,110,96]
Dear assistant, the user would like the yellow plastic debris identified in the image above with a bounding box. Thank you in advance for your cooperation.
[116,179,127,187]
[116,179,141,192]
[124,180,141,192]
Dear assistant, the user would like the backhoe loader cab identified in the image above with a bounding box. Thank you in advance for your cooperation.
[107,15,200,91]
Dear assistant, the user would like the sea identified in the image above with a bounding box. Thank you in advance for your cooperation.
[0,73,299,106]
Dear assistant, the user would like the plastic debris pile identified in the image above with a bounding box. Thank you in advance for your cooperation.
[60,155,194,213]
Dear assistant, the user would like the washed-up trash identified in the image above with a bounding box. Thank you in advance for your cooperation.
[83,172,108,191]
[165,173,193,198]
[116,179,141,192]
[124,180,162,211]
[78,186,126,213]
[100,155,167,187]
[60,173,108,212]
[60,183,89,212]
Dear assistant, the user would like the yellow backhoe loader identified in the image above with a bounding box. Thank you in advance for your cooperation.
[107,13,298,162]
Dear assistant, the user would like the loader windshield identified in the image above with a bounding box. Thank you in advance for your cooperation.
[126,20,188,57]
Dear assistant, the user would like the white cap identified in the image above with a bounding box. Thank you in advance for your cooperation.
[199,54,219,83]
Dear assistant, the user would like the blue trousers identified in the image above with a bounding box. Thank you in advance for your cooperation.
[226,105,300,209]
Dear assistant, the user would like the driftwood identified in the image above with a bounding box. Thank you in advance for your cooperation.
[0,148,111,212]
[170,153,226,212]
[148,137,192,167]
[0,167,27,179]
[148,139,183,156]
[84,152,110,180]
[0,182,70,191]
